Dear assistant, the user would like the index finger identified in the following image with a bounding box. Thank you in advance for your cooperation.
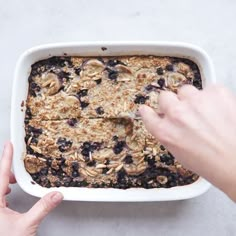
[0,142,13,207]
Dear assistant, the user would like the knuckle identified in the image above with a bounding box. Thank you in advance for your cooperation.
[168,104,189,124]
[167,104,185,119]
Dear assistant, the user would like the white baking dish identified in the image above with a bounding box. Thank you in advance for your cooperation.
[11,42,215,201]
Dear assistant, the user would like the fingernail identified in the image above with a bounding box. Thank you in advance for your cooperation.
[51,192,63,203]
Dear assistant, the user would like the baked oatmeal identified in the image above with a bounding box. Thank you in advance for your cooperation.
[24,56,201,188]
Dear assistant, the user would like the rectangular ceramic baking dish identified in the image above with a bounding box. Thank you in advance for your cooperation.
[11,42,215,201]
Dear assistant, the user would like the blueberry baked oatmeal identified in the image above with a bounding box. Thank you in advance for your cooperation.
[24,56,201,188]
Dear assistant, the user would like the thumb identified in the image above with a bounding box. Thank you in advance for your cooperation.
[24,191,63,226]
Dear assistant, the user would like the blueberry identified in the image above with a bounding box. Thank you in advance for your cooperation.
[25,107,32,118]
[74,68,81,75]
[80,180,89,187]
[31,137,38,144]
[77,89,88,97]
[157,78,165,87]
[145,84,153,91]
[71,161,79,170]
[168,181,177,187]
[160,153,174,165]
[107,59,119,67]
[51,169,57,175]
[63,177,72,187]
[45,181,51,188]
[60,157,66,165]
[95,78,102,84]
[144,156,156,166]
[192,73,202,89]
[117,169,126,183]
[58,71,70,80]
[54,180,61,187]
[87,160,96,167]
[24,134,31,144]
[95,106,104,115]
[27,125,43,135]
[72,170,79,177]
[134,94,149,104]
[112,135,118,141]
[193,80,201,89]
[57,169,65,177]
[108,70,118,80]
[160,145,165,151]
[81,148,90,157]
[67,118,77,127]
[40,178,51,188]
[156,67,164,75]
[113,141,126,154]
[124,155,133,164]
[104,159,110,165]
[165,64,174,71]
[80,101,89,109]
[82,142,91,149]
[40,167,48,175]
[31,173,40,181]
[59,145,67,152]
[185,177,193,185]
[69,181,76,187]
[30,82,40,91]
[91,142,101,151]
[57,138,72,152]
[102,167,109,174]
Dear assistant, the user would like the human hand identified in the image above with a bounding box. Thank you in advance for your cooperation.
[0,142,63,236]
[139,85,236,201]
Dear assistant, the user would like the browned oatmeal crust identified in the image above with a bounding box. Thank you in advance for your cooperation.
[24,56,201,188]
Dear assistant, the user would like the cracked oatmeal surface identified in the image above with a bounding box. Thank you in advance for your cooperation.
[24,55,201,188]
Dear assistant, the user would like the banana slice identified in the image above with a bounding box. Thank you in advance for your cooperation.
[42,73,61,95]
[82,59,105,77]
[115,64,134,81]
[166,72,187,89]
[124,163,147,175]
[24,155,46,174]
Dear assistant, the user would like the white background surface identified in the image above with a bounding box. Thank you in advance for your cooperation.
[1,0,236,235]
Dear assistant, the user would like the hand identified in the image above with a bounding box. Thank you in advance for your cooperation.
[0,142,63,236]
[139,85,236,201]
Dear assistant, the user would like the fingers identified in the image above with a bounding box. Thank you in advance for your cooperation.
[24,192,63,226]
[158,91,179,114]
[177,85,199,100]
[0,142,13,207]
[139,105,163,139]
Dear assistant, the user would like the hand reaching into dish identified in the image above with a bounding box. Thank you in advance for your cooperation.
[0,142,63,236]
[140,85,236,201]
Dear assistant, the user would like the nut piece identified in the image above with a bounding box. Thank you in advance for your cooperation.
[42,73,61,95]
[30,145,42,154]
